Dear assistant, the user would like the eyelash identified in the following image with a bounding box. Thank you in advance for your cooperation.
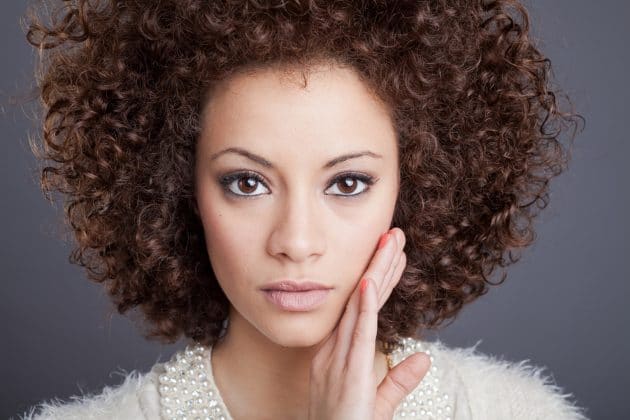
[218,170,378,199]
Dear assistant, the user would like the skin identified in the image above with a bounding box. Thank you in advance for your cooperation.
[193,61,428,419]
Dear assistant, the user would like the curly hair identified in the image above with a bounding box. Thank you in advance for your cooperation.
[24,0,581,352]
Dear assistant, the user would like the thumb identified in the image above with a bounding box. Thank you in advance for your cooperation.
[374,352,431,418]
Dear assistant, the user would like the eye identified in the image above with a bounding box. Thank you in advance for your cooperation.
[325,173,376,197]
[219,171,270,198]
[218,171,377,199]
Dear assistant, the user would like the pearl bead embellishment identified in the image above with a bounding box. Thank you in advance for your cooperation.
[390,337,454,419]
[158,343,229,420]
[158,336,454,419]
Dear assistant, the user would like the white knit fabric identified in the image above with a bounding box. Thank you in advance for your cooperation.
[16,337,590,420]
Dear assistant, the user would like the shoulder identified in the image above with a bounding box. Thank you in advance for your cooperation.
[397,337,590,420]
[16,365,162,420]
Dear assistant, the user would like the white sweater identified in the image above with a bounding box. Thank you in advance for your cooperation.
[17,337,590,419]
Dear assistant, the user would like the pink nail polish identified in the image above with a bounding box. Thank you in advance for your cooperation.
[360,277,368,293]
[378,232,390,249]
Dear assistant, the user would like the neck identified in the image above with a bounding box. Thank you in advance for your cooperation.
[210,307,390,419]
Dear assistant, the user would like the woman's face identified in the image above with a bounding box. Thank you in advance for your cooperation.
[194,63,399,348]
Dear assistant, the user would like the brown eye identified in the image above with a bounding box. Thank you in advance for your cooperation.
[219,172,270,197]
[336,177,359,194]
[219,171,376,199]
[325,173,376,197]
[237,176,258,194]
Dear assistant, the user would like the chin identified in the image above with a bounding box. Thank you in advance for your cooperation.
[274,335,326,349]
[262,317,333,348]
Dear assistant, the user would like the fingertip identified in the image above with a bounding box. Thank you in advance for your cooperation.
[410,352,431,376]
[359,277,378,321]
[360,277,368,293]
[360,277,376,298]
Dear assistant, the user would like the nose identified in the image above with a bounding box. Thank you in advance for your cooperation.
[267,188,325,264]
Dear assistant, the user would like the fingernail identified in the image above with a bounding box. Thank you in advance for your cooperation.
[378,232,390,250]
[360,277,368,293]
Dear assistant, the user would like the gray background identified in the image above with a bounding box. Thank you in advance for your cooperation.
[2,1,628,419]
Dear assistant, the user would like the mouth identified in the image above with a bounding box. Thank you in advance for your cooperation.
[260,279,333,292]
[261,289,331,311]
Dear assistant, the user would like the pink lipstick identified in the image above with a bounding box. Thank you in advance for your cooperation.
[260,279,332,311]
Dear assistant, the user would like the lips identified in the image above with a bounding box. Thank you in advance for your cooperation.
[260,279,332,292]
[260,279,334,311]
[262,289,332,311]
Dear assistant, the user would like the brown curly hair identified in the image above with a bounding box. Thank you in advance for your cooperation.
[24,0,581,352]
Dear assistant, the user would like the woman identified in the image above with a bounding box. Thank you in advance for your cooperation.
[19,0,588,419]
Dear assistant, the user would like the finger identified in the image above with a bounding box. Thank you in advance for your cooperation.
[331,231,397,370]
[377,252,399,308]
[375,352,431,418]
[346,277,378,379]
[378,244,401,307]
[377,231,401,307]
[377,230,406,309]
[312,280,359,366]
[331,231,396,366]
[328,271,367,372]
[377,250,405,311]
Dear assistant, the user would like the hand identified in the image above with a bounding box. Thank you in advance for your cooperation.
[308,228,431,420]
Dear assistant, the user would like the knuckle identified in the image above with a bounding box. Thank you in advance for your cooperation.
[363,275,376,289]
[351,328,366,342]
[386,372,410,396]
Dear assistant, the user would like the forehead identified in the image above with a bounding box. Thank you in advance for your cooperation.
[199,63,397,161]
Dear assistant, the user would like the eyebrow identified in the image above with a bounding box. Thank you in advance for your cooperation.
[209,147,383,169]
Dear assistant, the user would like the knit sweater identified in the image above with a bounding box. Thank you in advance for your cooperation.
[16,337,590,419]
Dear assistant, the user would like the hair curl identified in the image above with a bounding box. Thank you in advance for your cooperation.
[24,0,581,352]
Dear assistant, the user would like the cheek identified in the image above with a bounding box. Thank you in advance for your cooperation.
[196,196,257,288]
[196,176,250,260]
[333,204,396,293]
